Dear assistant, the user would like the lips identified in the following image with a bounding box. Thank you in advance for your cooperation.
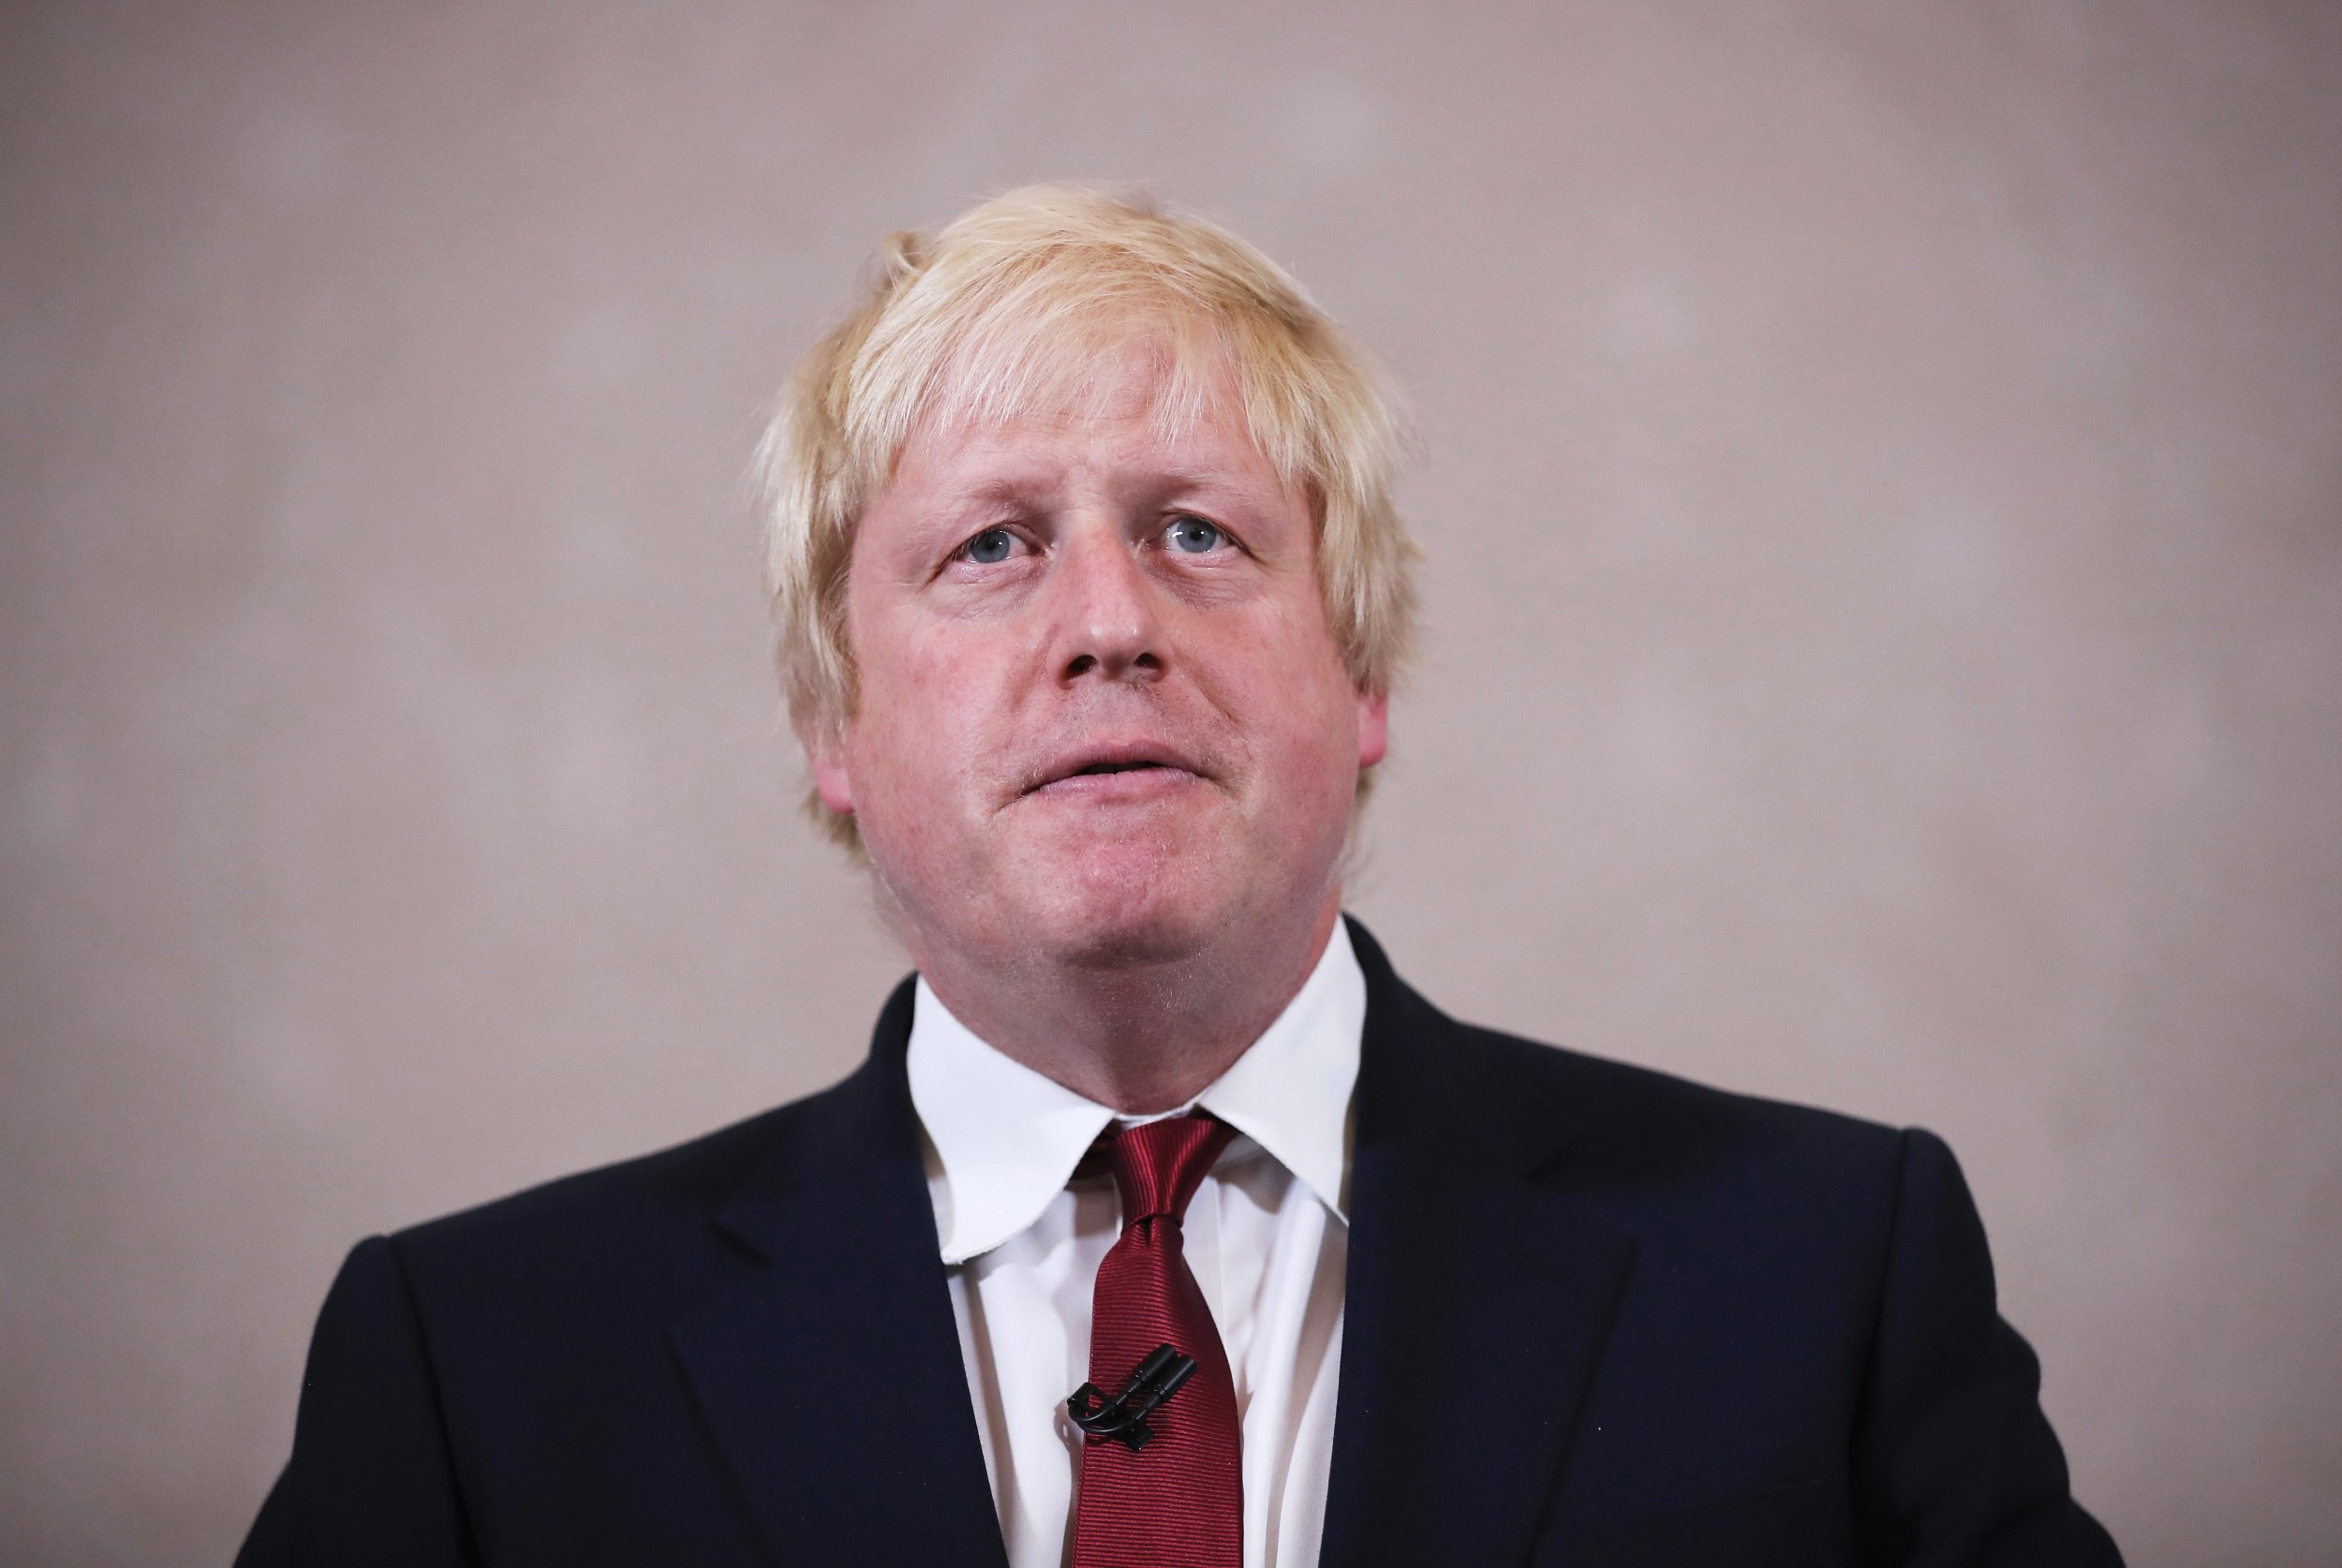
[1022,740,1208,795]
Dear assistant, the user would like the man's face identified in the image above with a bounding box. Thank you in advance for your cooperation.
[807,345,1386,973]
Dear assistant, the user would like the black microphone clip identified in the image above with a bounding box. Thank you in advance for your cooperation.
[1065,1343,1198,1451]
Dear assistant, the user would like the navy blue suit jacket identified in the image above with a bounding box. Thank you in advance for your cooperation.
[238,922,2120,1565]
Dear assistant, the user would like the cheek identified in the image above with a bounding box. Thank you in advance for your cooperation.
[850,626,1009,801]
[844,700,980,895]
[1222,629,1367,801]
[852,688,955,806]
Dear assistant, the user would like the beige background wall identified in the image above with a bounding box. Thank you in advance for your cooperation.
[3,2,2337,1562]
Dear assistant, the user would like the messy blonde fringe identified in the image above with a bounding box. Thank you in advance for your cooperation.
[753,185,1417,849]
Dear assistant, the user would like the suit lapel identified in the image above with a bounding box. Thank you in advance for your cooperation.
[1320,924,1638,1568]
[668,980,1008,1568]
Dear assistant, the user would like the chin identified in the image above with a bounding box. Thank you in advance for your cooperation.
[1022,840,1231,971]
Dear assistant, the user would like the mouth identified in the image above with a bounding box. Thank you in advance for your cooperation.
[1022,742,1208,797]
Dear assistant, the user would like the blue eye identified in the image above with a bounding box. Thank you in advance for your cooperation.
[963,528,1015,564]
[1166,515,1224,554]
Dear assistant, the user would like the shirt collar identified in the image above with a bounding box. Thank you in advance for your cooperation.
[907,919,1365,1265]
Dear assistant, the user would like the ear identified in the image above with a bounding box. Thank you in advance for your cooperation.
[1355,688,1388,771]
[793,707,856,816]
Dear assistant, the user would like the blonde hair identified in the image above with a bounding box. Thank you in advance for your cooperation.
[754,185,1417,847]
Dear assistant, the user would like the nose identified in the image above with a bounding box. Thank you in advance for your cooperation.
[1047,525,1164,685]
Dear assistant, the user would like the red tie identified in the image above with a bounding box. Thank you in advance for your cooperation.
[1071,1114,1244,1568]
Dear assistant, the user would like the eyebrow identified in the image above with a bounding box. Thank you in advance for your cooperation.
[1145,466,1249,495]
[920,476,1047,526]
[939,465,1267,510]
[950,477,1035,506]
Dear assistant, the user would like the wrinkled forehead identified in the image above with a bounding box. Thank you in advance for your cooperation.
[852,303,1280,496]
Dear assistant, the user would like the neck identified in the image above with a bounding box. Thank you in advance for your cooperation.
[905,895,1343,1115]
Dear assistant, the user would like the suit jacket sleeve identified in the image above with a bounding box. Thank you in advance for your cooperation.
[236,1235,478,1568]
[1854,1129,2122,1566]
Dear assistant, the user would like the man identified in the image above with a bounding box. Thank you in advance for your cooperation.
[238,187,2121,1566]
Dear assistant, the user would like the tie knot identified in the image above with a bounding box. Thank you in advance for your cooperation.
[1104,1113,1235,1227]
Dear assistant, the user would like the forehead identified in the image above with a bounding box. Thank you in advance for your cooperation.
[888,333,1282,499]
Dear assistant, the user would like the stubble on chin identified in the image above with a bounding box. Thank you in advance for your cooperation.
[998,811,1238,973]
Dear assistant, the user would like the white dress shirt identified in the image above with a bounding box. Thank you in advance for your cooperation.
[908,921,1364,1568]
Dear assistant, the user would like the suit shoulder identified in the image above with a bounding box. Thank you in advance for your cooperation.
[1356,923,1905,1182]
[1446,1013,1909,1182]
[388,1069,846,1272]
